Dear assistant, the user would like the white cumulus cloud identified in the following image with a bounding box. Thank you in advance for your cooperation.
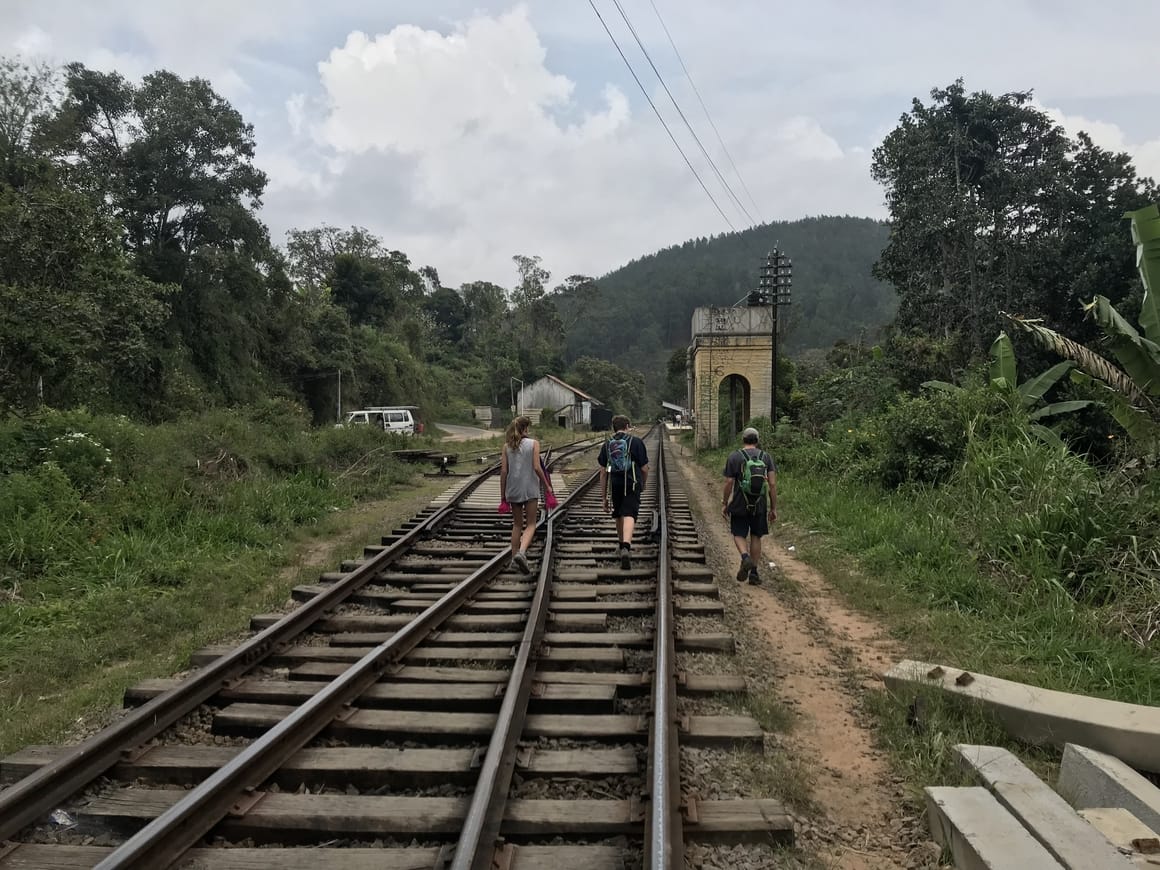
[1039,104,1160,184]
[263,6,878,285]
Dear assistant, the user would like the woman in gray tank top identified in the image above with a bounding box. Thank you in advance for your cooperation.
[500,415,553,574]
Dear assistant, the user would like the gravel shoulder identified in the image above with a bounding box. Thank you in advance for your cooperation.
[671,444,945,870]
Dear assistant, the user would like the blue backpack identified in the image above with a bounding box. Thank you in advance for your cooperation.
[606,434,636,475]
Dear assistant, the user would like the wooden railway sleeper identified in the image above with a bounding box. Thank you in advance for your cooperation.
[226,787,267,818]
[489,842,515,870]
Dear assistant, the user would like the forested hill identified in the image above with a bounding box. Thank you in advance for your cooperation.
[566,216,894,372]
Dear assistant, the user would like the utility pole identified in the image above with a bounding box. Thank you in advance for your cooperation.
[756,249,792,428]
[336,370,342,423]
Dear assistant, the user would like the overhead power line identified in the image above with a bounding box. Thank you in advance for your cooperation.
[586,0,736,232]
[609,0,756,227]
[648,0,765,224]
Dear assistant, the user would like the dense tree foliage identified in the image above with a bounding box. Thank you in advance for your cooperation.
[873,80,1157,370]
[571,216,895,384]
[0,58,624,419]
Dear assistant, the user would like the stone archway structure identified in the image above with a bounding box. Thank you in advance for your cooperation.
[686,305,774,448]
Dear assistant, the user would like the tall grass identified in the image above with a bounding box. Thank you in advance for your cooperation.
[717,392,1160,705]
[0,405,421,752]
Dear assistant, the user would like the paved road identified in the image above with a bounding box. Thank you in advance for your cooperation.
[435,423,496,442]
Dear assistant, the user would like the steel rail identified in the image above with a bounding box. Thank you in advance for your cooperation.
[451,466,603,870]
[91,440,596,868]
[97,552,512,867]
[646,433,682,868]
[0,463,501,844]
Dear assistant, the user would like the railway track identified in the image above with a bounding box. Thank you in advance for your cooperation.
[0,430,793,869]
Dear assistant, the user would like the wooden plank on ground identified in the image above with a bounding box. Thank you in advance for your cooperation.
[288,663,651,693]
[681,674,747,694]
[192,644,625,670]
[1,745,635,788]
[925,786,1065,869]
[71,790,639,841]
[250,612,605,632]
[0,844,626,869]
[686,799,794,845]
[213,704,650,742]
[211,704,756,747]
[884,660,1160,772]
[954,744,1134,869]
[683,716,763,750]
[121,678,614,714]
[329,631,647,648]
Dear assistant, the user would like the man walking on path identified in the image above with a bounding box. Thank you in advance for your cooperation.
[599,415,649,570]
[721,426,777,585]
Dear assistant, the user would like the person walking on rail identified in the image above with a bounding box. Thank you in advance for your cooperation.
[598,415,649,571]
[721,426,777,585]
[500,415,554,574]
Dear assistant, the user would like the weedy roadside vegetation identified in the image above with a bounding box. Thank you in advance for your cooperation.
[692,367,1159,799]
[0,400,425,753]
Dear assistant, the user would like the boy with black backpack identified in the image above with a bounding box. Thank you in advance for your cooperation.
[721,427,777,585]
[598,415,650,570]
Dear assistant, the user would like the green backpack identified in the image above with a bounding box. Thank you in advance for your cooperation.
[737,450,769,513]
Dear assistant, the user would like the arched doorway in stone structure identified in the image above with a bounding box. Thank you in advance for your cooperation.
[717,373,750,444]
[687,305,773,448]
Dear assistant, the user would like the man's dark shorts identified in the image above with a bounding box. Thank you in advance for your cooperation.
[611,484,642,519]
[729,509,769,539]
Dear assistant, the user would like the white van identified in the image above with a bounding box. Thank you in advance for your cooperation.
[343,407,420,436]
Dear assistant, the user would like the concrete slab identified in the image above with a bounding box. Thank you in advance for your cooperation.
[1079,807,1160,867]
[884,660,1160,772]
[954,744,1134,869]
[925,786,1065,870]
[1059,744,1160,833]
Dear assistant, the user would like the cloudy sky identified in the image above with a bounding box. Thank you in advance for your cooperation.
[3,1,1159,286]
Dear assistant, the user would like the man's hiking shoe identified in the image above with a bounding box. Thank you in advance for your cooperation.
[736,557,751,582]
[748,567,761,586]
[619,546,631,571]
[513,552,530,574]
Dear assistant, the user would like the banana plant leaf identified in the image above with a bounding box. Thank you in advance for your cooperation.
[1127,203,1160,343]
[921,380,961,393]
[1082,296,1160,397]
[1070,370,1158,444]
[1028,399,1094,420]
[1028,424,1065,450]
[989,332,1016,387]
[1017,361,1073,406]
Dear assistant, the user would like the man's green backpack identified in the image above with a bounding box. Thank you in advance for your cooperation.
[737,450,769,513]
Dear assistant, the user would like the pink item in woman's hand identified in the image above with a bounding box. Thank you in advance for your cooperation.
[545,491,558,510]
[498,500,511,514]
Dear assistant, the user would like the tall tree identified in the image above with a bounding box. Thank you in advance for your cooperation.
[0,58,58,183]
[872,80,1157,365]
[285,225,384,301]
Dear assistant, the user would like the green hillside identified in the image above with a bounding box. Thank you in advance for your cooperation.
[567,216,894,377]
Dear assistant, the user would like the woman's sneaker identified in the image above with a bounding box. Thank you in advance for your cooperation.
[619,545,631,570]
[513,551,530,574]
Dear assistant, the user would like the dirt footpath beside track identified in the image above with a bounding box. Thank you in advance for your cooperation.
[672,446,945,870]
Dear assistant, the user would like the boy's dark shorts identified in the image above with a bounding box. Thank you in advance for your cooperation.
[729,510,769,538]
[611,486,642,519]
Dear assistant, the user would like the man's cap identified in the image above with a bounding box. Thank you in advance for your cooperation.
[741,427,760,443]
